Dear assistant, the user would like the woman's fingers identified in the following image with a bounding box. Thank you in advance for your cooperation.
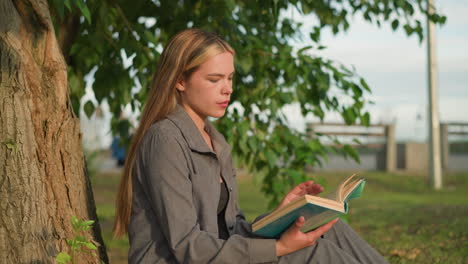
[306,183,323,195]
[293,181,322,195]
[290,181,312,194]
[283,216,306,237]
[276,217,338,256]
[278,181,322,210]
[307,218,339,240]
[294,216,305,228]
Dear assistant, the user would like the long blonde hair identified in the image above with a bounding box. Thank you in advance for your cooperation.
[113,29,234,237]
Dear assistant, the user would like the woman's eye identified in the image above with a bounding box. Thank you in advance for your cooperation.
[209,79,219,83]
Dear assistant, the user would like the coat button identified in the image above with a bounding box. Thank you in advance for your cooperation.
[229,187,233,192]
[229,225,234,230]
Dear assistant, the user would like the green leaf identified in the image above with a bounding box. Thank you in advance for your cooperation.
[265,149,277,168]
[440,16,447,25]
[82,225,94,231]
[309,26,321,42]
[82,220,95,226]
[247,136,257,152]
[361,112,370,126]
[239,56,253,73]
[68,70,85,98]
[403,24,413,35]
[75,236,87,243]
[83,101,95,118]
[238,137,249,154]
[52,0,65,19]
[85,242,98,250]
[55,252,71,263]
[391,19,399,30]
[297,46,313,55]
[359,78,371,92]
[272,179,284,195]
[66,239,74,247]
[76,0,92,24]
[288,169,303,185]
[70,216,80,230]
[343,144,360,163]
[308,139,321,152]
[2,139,18,152]
[342,108,356,124]
[64,0,72,10]
[351,84,363,97]
[143,30,159,44]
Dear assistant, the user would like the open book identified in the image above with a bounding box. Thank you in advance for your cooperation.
[252,174,365,238]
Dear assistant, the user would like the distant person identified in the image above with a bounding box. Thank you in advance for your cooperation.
[111,136,126,167]
[113,28,388,263]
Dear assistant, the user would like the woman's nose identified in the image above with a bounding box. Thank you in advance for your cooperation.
[222,80,233,95]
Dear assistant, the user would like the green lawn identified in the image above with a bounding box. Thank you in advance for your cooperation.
[92,171,468,263]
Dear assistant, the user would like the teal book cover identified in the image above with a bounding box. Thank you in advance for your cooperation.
[252,179,365,238]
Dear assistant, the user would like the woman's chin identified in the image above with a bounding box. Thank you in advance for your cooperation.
[209,109,226,118]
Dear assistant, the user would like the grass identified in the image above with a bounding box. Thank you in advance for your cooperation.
[92,170,468,263]
[90,172,129,264]
[350,172,468,264]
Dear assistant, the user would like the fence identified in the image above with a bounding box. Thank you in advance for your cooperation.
[441,122,468,170]
[307,122,468,172]
[307,123,396,172]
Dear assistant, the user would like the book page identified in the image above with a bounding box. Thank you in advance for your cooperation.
[323,187,341,202]
[323,173,356,202]
[253,196,309,228]
[343,179,365,201]
[342,179,360,199]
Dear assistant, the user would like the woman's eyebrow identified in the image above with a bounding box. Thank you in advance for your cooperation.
[206,71,235,77]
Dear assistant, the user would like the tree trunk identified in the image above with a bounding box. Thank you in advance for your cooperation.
[0,1,108,263]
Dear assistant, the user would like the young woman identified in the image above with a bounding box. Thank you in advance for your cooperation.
[114,28,388,264]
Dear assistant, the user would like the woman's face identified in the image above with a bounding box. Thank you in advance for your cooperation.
[177,51,234,122]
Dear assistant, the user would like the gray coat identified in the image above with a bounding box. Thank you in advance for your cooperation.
[128,105,278,263]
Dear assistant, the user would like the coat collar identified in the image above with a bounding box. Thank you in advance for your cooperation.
[167,105,231,159]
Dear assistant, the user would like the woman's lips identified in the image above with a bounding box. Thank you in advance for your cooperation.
[217,100,230,108]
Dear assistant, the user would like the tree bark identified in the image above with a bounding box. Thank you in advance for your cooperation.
[0,0,108,263]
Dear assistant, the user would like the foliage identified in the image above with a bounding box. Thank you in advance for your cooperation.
[55,216,100,264]
[47,0,446,205]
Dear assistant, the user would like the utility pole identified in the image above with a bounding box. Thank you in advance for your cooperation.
[427,0,442,189]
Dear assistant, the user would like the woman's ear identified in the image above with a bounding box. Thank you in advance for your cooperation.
[175,80,185,92]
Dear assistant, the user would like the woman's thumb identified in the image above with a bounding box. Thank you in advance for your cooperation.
[294,216,305,229]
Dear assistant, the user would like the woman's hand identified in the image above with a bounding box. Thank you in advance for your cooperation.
[276,181,323,210]
[275,217,339,257]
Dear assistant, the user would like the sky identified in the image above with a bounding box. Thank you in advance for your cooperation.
[81,0,468,150]
[282,0,468,142]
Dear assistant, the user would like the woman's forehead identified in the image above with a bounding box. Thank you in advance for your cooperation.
[197,52,235,74]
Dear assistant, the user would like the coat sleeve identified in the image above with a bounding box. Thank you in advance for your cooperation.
[141,131,278,264]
